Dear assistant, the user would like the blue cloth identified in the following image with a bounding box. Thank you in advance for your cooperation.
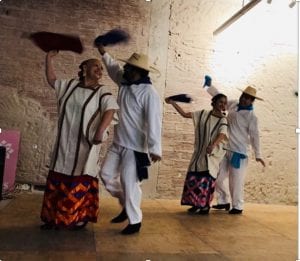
[237,104,253,111]
[203,75,212,87]
[230,152,246,168]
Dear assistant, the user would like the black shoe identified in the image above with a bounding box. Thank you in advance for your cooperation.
[198,207,210,215]
[111,208,128,223]
[40,223,54,230]
[121,223,141,235]
[187,206,200,213]
[212,203,230,211]
[229,208,243,214]
[70,221,88,231]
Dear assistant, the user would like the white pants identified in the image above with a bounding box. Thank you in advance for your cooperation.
[100,143,142,224]
[215,151,248,210]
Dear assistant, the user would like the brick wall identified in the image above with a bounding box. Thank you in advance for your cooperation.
[0,0,297,205]
[0,0,151,183]
[158,0,297,204]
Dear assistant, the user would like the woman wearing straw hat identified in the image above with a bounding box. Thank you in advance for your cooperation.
[203,76,265,214]
[96,44,162,235]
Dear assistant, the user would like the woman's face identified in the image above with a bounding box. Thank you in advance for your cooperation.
[213,96,227,112]
[85,59,103,81]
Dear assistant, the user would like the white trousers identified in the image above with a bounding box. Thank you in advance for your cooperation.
[100,143,142,224]
[215,151,248,210]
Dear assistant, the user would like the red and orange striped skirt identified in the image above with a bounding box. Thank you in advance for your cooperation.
[40,171,99,228]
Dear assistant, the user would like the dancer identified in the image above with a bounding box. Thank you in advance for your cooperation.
[165,93,228,214]
[40,50,119,230]
[97,44,162,234]
[204,76,265,214]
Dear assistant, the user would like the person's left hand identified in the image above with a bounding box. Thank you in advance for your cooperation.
[97,44,106,56]
[150,153,161,163]
[256,158,266,167]
[92,139,102,145]
[206,145,215,155]
[92,132,103,145]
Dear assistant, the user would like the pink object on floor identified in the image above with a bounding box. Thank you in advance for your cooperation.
[0,130,21,193]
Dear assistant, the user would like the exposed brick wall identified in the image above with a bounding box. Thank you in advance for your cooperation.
[0,0,151,184]
[0,0,297,205]
[158,0,297,205]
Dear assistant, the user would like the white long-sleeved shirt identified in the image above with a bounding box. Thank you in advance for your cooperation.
[102,52,162,156]
[205,85,261,158]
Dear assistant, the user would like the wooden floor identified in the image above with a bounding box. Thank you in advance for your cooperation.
[0,192,297,261]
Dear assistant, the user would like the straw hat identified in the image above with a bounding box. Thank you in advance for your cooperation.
[238,86,263,101]
[119,53,159,73]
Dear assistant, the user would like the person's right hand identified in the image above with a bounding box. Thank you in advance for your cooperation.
[165,97,174,104]
[47,50,58,58]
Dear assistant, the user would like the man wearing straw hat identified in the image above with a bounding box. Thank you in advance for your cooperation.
[203,76,265,214]
[96,44,162,234]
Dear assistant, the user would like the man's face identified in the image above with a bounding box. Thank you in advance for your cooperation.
[123,64,137,82]
[239,93,254,106]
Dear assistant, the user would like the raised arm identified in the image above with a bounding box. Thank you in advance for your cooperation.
[45,50,58,88]
[203,75,220,97]
[203,75,237,107]
[165,98,192,118]
[96,44,123,85]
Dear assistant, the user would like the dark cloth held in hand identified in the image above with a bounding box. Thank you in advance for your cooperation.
[167,94,192,103]
[134,151,151,182]
[94,28,130,47]
[29,31,83,53]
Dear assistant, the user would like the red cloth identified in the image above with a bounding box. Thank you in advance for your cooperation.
[30,31,83,53]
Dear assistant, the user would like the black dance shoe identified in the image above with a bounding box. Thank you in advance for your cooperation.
[229,208,243,214]
[121,223,141,235]
[198,207,210,215]
[40,223,54,230]
[111,208,128,223]
[70,221,88,230]
[187,206,200,213]
[212,203,230,211]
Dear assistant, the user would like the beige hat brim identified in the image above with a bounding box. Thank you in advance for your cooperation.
[118,58,160,74]
[238,88,264,101]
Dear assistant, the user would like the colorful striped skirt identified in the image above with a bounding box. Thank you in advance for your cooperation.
[181,171,216,209]
[40,171,99,228]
